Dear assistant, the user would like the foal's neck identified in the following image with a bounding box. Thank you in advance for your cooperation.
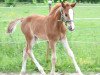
[55,8,61,20]
[49,7,61,21]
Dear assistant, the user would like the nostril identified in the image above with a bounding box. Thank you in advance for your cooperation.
[68,26,74,31]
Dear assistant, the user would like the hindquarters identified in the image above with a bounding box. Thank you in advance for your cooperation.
[21,17,34,42]
[21,15,48,41]
[22,15,49,41]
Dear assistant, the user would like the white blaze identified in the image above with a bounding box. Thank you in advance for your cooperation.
[68,8,75,30]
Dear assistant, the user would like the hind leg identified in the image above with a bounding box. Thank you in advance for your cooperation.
[20,47,28,75]
[20,36,46,75]
[27,36,46,75]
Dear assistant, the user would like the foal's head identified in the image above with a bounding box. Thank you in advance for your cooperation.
[60,2,76,31]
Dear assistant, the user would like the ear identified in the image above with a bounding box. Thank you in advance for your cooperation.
[70,3,76,8]
[61,2,66,8]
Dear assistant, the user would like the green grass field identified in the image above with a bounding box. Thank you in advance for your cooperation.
[0,3,100,73]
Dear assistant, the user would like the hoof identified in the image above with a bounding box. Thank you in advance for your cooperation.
[76,72,84,75]
[20,72,26,75]
[41,72,46,75]
[50,72,56,75]
[79,72,84,75]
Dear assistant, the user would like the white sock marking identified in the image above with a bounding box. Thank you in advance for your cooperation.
[21,49,27,73]
[61,38,83,75]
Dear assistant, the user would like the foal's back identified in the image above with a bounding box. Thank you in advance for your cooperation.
[21,14,48,40]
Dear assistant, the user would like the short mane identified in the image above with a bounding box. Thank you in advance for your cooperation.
[49,2,70,15]
[49,3,61,15]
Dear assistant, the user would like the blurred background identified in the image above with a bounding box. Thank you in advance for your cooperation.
[0,0,100,7]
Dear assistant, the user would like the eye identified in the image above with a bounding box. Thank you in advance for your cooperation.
[65,14,67,16]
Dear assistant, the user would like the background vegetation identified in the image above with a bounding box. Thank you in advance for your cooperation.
[0,0,100,7]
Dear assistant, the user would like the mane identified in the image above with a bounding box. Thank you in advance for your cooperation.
[49,2,70,15]
[49,3,61,15]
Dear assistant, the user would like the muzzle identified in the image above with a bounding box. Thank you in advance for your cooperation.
[58,7,75,31]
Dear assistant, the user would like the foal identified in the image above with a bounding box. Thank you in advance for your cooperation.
[7,2,83,75]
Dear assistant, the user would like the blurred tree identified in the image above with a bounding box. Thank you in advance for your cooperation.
[18,0,32,2]
[0,0,4,2]
[2,0,100,4]
[5,0,17,6]
[70,0,76,2]
[37,0,44,3]
[54,0,58,2]
[32,0,36,3]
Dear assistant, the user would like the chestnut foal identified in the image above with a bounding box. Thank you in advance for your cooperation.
[7,2,83,75]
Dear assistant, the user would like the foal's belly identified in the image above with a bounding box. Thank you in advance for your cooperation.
[34,33,48,40]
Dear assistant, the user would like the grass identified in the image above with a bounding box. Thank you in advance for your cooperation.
[0,3,100,73]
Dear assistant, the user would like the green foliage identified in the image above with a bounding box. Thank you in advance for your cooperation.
[0,0,4,2]
[32,0,36,4]
[18,0,32,2]
[1,0,100,3]
[36,0,44,3]
[54,0,100,3]
[76,0,100,3]
[5,0,17,3]
[54,0,58,2]
[4,0,17,7]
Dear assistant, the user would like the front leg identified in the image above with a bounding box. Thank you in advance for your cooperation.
[49,41,56,75]
[61,37,83,75]
[46,41,51,62]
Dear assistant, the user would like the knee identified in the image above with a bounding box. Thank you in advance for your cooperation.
[52,56,57,64]
[26,49,31,56]
[23,49,28,58]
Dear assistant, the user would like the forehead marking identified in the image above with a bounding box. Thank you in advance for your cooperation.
[68,9,73,20]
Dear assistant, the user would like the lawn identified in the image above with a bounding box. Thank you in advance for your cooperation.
[0,3,100,73]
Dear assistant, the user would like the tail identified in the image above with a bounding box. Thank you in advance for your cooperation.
[7,18,23,34]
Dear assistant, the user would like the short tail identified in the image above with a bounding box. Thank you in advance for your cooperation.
[7,18,23,34]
